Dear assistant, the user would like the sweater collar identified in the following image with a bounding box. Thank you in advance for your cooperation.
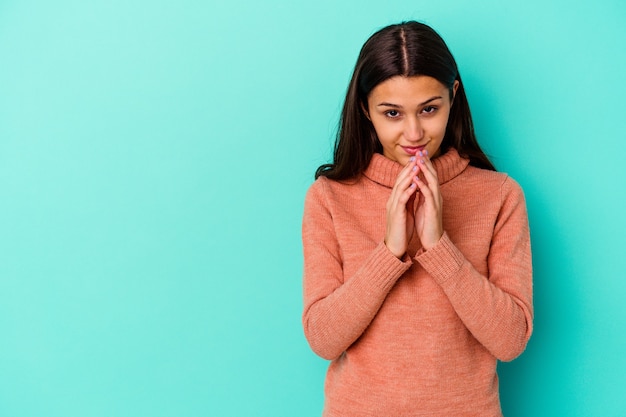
[363,148,470,188]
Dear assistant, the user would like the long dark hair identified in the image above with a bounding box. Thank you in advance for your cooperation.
[316,21,495,180]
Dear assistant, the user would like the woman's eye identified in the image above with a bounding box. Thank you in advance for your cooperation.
[385,110,400,118]
[422,106,437,114]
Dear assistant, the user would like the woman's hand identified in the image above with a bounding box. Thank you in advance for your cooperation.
[413,150,443,250]
[385,157,420,258]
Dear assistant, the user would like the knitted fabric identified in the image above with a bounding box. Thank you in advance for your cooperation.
[302,148,533,416]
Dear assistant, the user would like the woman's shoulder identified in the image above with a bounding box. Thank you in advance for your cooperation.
[463,165,526,202]
[304,175,366,213]
[305,176,332,197]
[306,175,362,196]
[464,165,518,185]
[304,176,337,207]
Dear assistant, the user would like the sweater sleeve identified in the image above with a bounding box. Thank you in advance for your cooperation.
[302,179,412,360]
[415,176,533,361]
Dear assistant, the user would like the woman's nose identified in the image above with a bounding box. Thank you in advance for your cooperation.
[404,117,424,142]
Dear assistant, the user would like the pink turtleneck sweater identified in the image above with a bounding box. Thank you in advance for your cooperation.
[302,148,533,416]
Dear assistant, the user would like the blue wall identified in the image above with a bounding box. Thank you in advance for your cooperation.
[1,1,624,416]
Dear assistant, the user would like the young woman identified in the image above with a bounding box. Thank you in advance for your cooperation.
[302,21,533,416]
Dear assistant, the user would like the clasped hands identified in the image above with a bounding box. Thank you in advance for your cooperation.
[384,150,443,258]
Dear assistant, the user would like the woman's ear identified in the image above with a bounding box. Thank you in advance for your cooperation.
[360,101,371,121]
[451,80,460,103]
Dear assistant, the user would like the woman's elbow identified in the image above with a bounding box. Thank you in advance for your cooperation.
[308,340,343,361]
[303,316,344,360]
[493,326,532,362]
[495,344,527,362]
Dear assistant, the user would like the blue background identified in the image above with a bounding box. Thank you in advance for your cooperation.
[1,0,625,416]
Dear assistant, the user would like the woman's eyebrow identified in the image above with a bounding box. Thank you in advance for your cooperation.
[377,96,443,108]
[419,96,443,105]
[377,102,402,108]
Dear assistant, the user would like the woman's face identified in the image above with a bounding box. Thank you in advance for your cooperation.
[365,75,458,166]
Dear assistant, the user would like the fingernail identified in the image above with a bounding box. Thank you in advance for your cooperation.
[412,166,417,172]
[409,156,415,162]
[418,151,423,157]
[424,149,429,156]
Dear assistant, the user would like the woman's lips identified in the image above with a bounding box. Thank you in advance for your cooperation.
[401,146,425,155]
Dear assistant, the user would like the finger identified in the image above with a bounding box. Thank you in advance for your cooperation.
[395,181,419,208]
[394,157,419,187]
[407,184,417,213]
[413,175,435,201]
[415,163,440,206]
[391,159,419,201]
[416,152,438,183]
[413,167,440,205]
